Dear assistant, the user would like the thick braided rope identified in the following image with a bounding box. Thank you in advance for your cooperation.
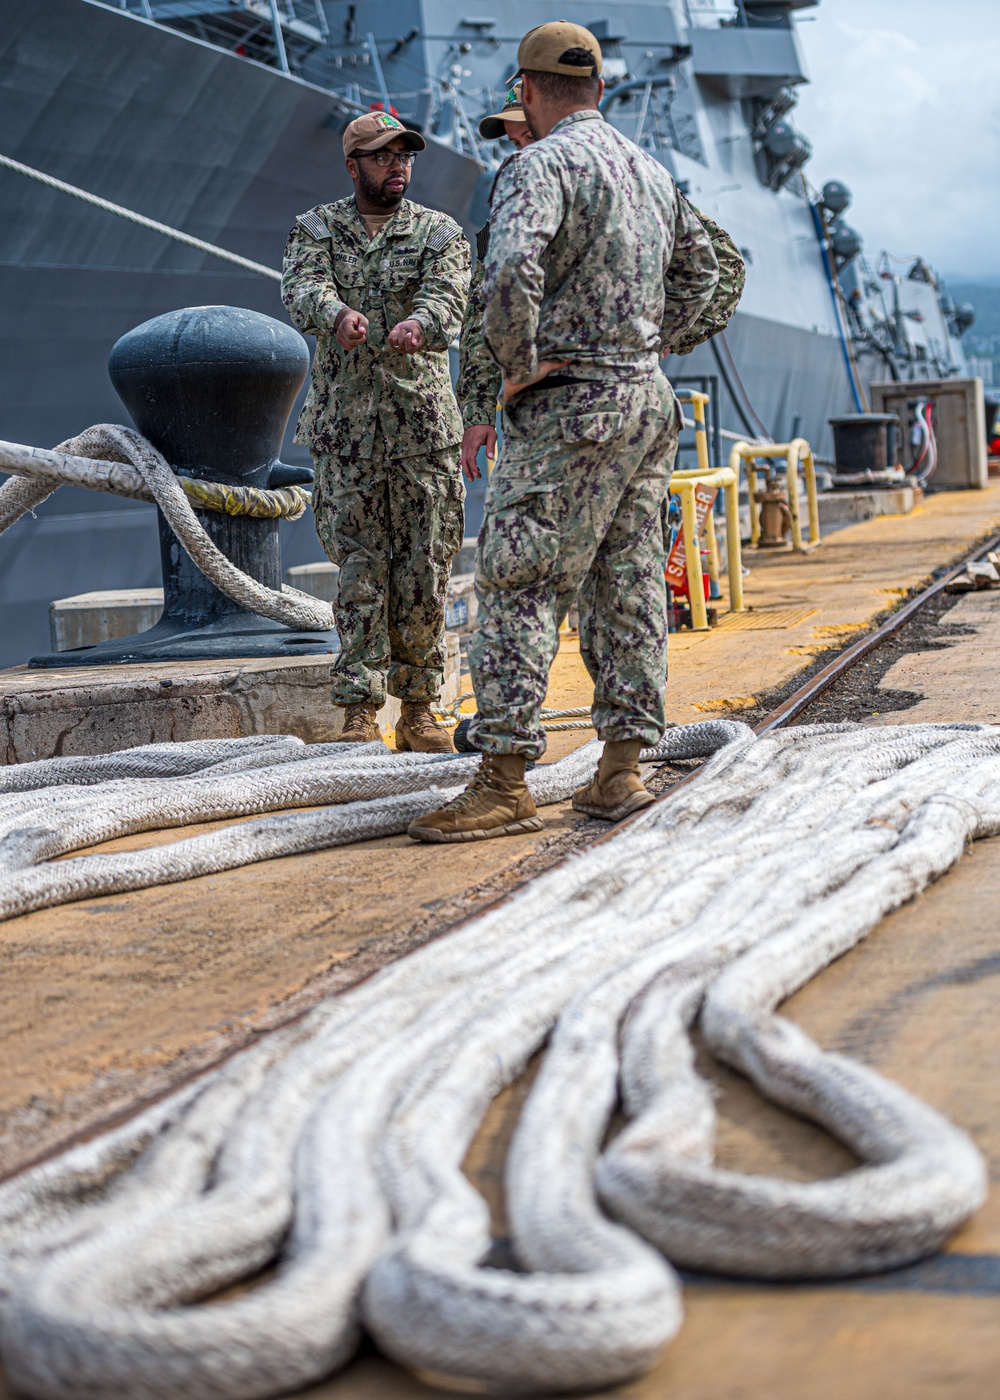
[0,477,56,535]
[1,426,331,630]
[0,438,310,521]
[0,427,148,541]
[0,735,309,795]
[0,722,991,1399]
[447,693,681,737]
[0,739,598,923]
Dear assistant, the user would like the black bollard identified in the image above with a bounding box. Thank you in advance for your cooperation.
[30,305,337,666]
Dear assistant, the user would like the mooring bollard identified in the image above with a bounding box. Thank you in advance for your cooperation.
[30,305,336,666]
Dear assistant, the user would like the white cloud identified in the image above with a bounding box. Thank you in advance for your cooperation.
[794,0,1000,279]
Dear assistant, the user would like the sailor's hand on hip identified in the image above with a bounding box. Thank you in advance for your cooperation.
[334,308,369,351]
[461,424,498,482]
[501,360,570,406]
[387,319,426,353]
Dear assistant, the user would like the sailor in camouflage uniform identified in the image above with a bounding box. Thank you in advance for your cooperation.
[281,111,470,751]
[410,22,726,843]
[457,83,534,481]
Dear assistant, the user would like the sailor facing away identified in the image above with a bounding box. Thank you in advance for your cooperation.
[281,110,470,753]
[456,81,536,484]
[409,20,722,842]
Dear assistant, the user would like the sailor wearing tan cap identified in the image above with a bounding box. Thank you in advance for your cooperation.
[478,82,532,144]
[410,21,725,844]
[281,110,470,753]
[457,83,535,482]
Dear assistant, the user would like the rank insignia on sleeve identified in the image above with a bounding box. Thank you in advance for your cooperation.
[297,211,331,241]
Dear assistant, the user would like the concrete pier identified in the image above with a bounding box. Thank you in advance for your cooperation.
[3,485,1000,1400]
[0,638,462,763]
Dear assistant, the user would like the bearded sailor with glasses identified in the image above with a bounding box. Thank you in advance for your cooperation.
[282,111,470,751]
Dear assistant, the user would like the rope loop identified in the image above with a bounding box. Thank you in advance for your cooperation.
[0,424,332,632]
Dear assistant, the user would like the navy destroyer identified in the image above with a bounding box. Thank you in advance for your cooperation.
[0,0,977,665]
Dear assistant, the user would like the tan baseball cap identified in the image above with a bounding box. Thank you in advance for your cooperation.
[479,82,527,140]
[507,20,602,83]
[342,110,426,159]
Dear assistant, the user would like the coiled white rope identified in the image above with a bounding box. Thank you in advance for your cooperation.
[0,734,598,927]
[0,720,992,1398]
[0,426,332,633]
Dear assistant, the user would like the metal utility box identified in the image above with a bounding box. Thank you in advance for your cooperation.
[871,378,987,490]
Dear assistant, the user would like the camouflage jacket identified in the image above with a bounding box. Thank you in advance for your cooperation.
[456,225,501,428]
[281,197,470,459]
[669,198,746,356]
[483,110,720,383]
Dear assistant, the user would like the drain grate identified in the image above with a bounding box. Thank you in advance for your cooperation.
[714,607,819,631]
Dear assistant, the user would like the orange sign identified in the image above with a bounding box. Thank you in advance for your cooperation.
[666,484,717,587]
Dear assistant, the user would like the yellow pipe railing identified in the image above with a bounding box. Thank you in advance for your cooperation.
[674,389,722,620]
[668,465,744,631]
[729,438,820,551]
[675,388,711,475]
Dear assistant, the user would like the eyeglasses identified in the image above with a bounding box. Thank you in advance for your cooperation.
[355,150,416,168]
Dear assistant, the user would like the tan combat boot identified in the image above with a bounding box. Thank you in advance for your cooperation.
[335,701,380,744]
[395,700,453,754]
[572,739,655,822]
[407,754,542,843]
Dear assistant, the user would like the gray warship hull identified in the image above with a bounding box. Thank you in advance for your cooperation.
[0,0,970,667]
[0,0,484,665]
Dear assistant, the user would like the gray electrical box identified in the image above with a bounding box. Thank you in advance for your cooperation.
[871,378,987,490]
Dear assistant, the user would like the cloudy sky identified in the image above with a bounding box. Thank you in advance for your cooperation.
[792,0,1000,282]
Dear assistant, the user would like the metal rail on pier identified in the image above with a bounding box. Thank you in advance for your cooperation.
[670,390,745,630]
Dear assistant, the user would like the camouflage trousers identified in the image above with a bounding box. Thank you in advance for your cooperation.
[312,428,464,706]
[467,374,679,760]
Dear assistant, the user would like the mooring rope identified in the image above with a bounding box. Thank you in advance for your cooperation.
[0,720,991,1397]
[0,426,332,632]
[0,438,310,521]
[443,691,605,733]
[0,152,282,282]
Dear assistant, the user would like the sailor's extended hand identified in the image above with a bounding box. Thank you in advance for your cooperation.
[388,319,426,354]
[501,360,570,406]
[334,308,369,351]
[461,424,498,482]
